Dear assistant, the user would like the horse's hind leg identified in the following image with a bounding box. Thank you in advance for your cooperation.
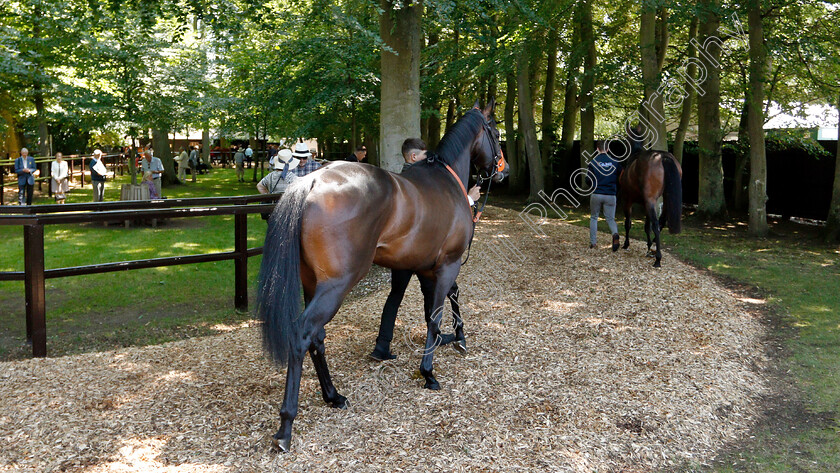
[647,203,663,267]
[274,283,349,452]
[309,326,346,408]
[644,214,654,256]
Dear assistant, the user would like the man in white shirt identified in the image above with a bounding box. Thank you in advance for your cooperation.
[244,145,254,169]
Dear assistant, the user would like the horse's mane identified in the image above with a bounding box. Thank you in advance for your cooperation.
[430,109,483,165]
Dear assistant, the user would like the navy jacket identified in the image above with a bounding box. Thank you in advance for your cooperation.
[15,156,37,186]
[587,153,622,196]
[90,158,106,182]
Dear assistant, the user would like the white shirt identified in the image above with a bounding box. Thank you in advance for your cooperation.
[244,147,253,157]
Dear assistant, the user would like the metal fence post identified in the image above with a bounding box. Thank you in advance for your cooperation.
[23,224,47,357]
[234,212,248,312]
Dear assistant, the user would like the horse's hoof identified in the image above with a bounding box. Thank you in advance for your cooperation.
[653,261,661,268]
[272,436,291,453]
[453,340,467,355]
[424,379,441,390]
[330,394,347,409]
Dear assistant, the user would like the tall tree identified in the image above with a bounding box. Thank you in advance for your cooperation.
[379,0,422,173]
[540,27,559,190]
[578,0,597,188]
[516,46,544,201]
[672,18,698,163]
[639,3,669,151]
[746,0,768,235]
[696,0,726,218]
[559,21,580,177]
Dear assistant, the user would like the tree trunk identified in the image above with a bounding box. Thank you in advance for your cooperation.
[445,99,455,132]
[379,0,422,172]
[673,18,697,163]
[827,93,840,241]
[747,0,768,236]
[517,47,544,201]
[505,73,524,193]
[427,106,441,150]
[202,126,210,166]
[152,128,176,185]
[640,5,668,151]
[560,20,580,178]
[540,28,559,190]
[696,0,726,218]
[578,0,597,188]
[734,102,750,210]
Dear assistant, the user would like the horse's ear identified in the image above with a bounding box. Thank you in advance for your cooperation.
[473,99,481,109]
[483,97,496,117]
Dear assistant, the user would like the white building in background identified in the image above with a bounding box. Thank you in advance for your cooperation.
[763,103,838,140]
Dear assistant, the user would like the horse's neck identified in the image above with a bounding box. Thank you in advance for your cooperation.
[448,148,472,187]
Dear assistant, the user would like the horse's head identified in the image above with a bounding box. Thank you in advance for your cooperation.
[471,98,508,183]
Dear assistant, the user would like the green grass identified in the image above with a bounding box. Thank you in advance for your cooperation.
[501,195,840,471]
[0,167,272,360]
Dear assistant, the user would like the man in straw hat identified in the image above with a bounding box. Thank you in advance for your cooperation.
[256,149,299,195]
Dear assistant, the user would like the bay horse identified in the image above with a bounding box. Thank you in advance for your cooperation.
[618,126,683,267]
[257,100,507,451]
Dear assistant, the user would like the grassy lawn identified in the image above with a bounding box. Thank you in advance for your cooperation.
[0,166,273,360]
[501,195,840,471]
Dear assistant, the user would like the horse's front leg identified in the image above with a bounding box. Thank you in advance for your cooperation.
[417,264,459,390]
[447,282,467,354]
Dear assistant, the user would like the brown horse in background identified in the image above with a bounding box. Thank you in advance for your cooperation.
[618,127,683,267]
[256,100,507,451]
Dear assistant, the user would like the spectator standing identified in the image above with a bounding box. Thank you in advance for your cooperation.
[140,150,164,198]
[291,142,322,177]
[189,145,199,181]
[345,145,367,162]
[175,146,189,182]
[267,145,278,167]
[244,144,254,169]
[233,146,245,182]
[257,149,299,194]
[587,141,622,251]
[90,149,107,202]
[14,147,38,205]
[51,152,69,204]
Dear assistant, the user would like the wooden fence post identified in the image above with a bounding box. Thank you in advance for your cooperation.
[23,224,47,357]
[234,212,248,312]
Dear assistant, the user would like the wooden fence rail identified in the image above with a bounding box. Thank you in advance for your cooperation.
[0,194,282,357]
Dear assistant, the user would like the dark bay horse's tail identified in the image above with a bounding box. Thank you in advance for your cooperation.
[662,155,682,234]
[256,182,310,367]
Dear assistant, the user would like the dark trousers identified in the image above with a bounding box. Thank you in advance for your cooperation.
[18,183,33,205]
[373,269,461,355]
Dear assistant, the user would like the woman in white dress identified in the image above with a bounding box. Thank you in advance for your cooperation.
[51,152,70,204]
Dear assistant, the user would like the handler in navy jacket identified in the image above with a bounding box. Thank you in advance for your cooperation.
[14,147,38,205]
[587,141,622,251]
